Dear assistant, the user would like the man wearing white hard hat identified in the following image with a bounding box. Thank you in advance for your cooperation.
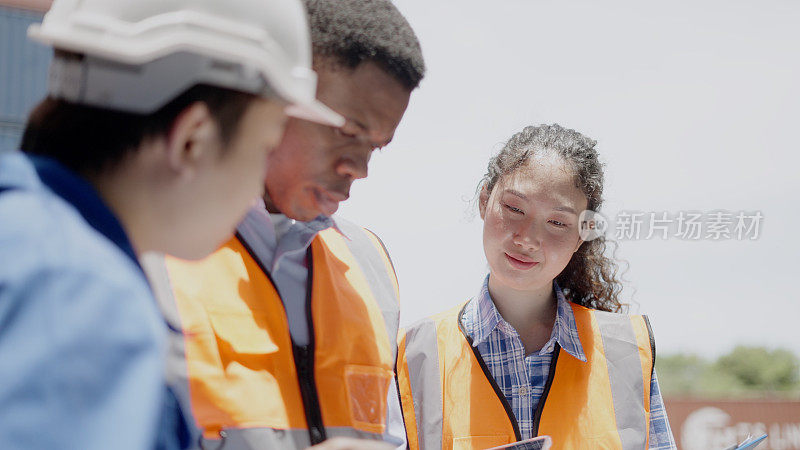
[144,0,426,448]
[0,0,341,449]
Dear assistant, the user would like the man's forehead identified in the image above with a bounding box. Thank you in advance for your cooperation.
[317,61,411,143]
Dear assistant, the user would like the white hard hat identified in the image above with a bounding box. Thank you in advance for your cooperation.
[28,0,344,126]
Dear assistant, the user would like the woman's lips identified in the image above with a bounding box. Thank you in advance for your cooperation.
[504,252,539,270]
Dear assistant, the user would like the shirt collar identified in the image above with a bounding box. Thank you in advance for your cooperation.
[465,275,504,346]
[237,199,349,272]
[464,275,586,362]
[241,198,350,237]
[29,155,141,271]
[549,281,586,361]
[249,198,350,239]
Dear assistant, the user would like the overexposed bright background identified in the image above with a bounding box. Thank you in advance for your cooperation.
[338,0,800,358]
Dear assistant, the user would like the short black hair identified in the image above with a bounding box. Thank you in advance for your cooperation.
[21,84,256,177]
[302,0,425,90]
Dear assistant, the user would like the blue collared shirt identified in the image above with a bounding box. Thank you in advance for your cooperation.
[460,276,676,449]
[0,152,191,449]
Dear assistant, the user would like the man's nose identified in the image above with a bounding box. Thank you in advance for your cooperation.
[336,152,370,180]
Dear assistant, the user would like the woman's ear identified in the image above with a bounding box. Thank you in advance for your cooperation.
[478,184,489,220]
[165,102,218,178]
[573,236,584,254]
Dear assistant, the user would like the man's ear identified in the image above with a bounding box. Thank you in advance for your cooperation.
[478,184,489,220]
[165,102,218,176]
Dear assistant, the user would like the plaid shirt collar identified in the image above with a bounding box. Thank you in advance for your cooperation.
[464,275,587,362]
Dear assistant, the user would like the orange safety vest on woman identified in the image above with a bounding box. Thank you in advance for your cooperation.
[397,302,655,450]
[143,217,400,449]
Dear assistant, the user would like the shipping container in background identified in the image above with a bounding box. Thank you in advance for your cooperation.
[666,398,800,450]
[0,0,51,153]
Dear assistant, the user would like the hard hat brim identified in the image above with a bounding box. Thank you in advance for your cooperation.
[285,100,345,128]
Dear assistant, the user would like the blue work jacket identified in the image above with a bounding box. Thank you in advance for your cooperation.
[0,151,194,449]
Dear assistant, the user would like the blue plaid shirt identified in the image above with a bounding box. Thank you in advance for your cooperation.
[460,276,676,449]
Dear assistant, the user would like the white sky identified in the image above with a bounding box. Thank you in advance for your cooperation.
[339,0,800,358]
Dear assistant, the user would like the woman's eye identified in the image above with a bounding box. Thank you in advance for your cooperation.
[549,220,568,228]
[503,204,523,214]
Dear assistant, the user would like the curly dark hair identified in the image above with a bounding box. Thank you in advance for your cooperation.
[302,0,426,90]
[480,124,625,313]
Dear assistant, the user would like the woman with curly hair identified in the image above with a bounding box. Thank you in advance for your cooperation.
[397,124,676,449]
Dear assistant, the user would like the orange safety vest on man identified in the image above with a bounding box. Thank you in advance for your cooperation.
[143,216,400,449]
[397,302,655,450]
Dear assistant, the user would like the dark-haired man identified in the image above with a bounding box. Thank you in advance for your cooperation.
[143,0,426,448]
[0,0,341,449]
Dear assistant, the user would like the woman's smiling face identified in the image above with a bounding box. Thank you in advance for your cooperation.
[480,153,588,294]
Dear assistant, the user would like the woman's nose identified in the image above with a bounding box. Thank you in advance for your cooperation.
[512,222,542,250]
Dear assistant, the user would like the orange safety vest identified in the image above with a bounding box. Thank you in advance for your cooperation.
[397,302,655,450]
[143,217,400,449]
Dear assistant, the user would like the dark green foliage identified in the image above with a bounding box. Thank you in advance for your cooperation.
[656,346,800,398]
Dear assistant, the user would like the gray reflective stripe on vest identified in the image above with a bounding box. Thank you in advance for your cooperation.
[140,252,200,449]
[403,318,443,450]
[200,426,383,450]
[333,217,400,360]
[593,310,649,450]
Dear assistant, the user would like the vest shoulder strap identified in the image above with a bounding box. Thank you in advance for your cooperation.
[642,314,656,375]
[400,316,444,450]
[324,216,401,356]
[400,303,519,450]
[362,227,397,280]
[329,217,397,287]
[139,252,201,445]
[548,303,653,449]
[139,253,196,422]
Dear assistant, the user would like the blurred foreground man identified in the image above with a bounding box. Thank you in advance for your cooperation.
[143,0,426,448]
[0,0,341,448]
